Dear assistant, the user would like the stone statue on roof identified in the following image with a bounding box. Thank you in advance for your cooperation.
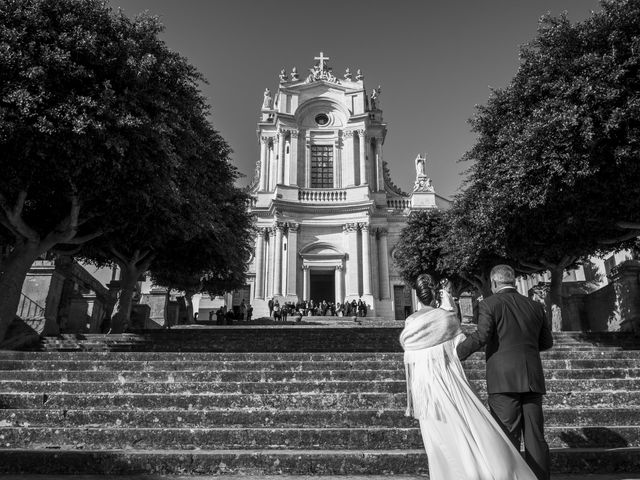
[262,88,272,109]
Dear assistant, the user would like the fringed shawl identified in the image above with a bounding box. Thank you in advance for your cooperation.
[400,307,462,418]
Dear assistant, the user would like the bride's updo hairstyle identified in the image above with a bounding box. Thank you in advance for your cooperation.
[415,273,439,307]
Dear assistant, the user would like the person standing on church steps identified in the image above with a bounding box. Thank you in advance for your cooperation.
[457,264,553,480]
[268,297,274,317]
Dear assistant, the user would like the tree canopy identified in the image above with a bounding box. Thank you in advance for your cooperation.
[0,0,253,340]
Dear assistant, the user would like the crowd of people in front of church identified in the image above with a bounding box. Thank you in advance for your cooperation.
[268,297,368,321]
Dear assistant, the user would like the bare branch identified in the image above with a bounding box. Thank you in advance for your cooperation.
[62,230,103,245]
[600,230,640,245]
[0,190,39,241]
[617,221,640,230]
[110,246,128,265]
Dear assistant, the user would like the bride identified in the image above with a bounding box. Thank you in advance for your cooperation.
[400,274,537,480]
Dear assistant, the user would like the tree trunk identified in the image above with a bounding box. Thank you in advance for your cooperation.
[548,266,564,332]
[184,292,195,324]
[110,265,140,334]
[164,288,172,329]
[0,242,43,342]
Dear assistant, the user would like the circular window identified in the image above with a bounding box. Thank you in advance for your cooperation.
[315,113,329,126]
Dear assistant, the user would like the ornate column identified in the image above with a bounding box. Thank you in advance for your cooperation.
[270,138,278,190]
[286,222,299,296]
[289,130,299,186]
[378,228,391,299]
[370,227,379,299]
[273,222,284,296]
[334,137,342,188]
[360,223,372,295]
[259,137,268,191]
[266,227,275,298]
[277,129,286,185]
[375,137,385,191]
[254,228,266,298]
[343,223,360,296]
[305,133,311,187]
[358,130,367,186]
[302,265,310,301]
[343,130,355,186]
[335,265,343,304]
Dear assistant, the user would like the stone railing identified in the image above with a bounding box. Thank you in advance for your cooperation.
[17,293,45,318]
[298,189,347,202]
[387,198,411,210]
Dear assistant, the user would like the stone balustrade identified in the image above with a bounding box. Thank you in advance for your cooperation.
[387,198,411,210]
[298,189,347,202]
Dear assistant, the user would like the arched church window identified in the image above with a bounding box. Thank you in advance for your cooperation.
[310,145,333,188]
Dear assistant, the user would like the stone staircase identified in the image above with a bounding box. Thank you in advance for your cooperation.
[0,327,638,475]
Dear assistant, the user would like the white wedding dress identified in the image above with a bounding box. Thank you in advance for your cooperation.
[402,309,537,480]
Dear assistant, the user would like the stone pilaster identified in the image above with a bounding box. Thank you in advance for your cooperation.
[273,222,284,296]
[254,228,266,299]
[377,228,391,299]
[375,137,385,191]
[360,223,372,295]
[277,129,286,185]
[259,137,268,191]
[370,227,379,299]
[358,129,367,186]
[343,130,355,186]
[289,130,299,186]
[265,227,276,298]
[302,265,311,301]
[335,265,344,304]
[343,223,360,296]
[286,222,299,296]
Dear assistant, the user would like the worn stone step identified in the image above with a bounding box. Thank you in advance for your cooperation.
[1,378,638,395]
[2,407,638,429]
[1,424,639,450]
[1,391,638,410]
[1,357,639,372]
[2,367,638,383]
[4,349,639,361]
[0,447,638,475]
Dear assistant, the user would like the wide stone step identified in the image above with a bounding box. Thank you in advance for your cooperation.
[2,407,638,429]
[0,447,638,475]
[1,378,637,395]
[2,357,639,372]
[1,424,638,450]
[2,367,638,383]
[1,391,637,409]
[3,350,637,361]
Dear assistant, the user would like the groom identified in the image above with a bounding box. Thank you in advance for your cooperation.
[457,264,553,480]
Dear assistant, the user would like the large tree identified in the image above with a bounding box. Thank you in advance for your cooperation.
[0,0,240,341]
[461,0,640,328]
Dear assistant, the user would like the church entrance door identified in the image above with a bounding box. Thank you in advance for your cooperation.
[309,270,335,305]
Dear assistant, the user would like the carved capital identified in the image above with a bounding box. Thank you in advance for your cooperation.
[335,265,344,271]
[302,265,311,270]
[357,129,367,138]
[343,223,359,233]
[290,130,299,138]
[377,227,389,237]
[275,221,287,231]
[359,223,370,232]
[287,222,300,232]
[343,129,355,138]
[267,226,277,237]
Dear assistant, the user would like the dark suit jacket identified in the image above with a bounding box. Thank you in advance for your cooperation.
[456,287,553,394]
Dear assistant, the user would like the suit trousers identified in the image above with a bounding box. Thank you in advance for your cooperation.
[488,392,550,480]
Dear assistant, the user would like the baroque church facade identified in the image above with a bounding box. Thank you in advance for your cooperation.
[239,53,450,319]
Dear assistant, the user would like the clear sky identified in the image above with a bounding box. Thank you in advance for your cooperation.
[113,0,601,199]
